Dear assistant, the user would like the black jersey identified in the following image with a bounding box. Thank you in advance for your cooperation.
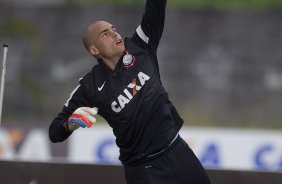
[49,0,183,165]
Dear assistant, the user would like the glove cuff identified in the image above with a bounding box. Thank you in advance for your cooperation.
[69,113,93,128]
[63,121,72,132]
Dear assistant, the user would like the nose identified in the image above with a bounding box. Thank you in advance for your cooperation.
[111,30,118,38]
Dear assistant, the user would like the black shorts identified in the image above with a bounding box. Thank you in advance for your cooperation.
[124,136,212,184]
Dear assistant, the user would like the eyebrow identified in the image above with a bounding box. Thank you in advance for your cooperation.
[99,26,115,36]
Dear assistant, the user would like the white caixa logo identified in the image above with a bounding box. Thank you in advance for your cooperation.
[111,71,150,113]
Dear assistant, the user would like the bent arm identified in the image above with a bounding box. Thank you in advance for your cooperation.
[49,108,72,143]
[49,84,91,143]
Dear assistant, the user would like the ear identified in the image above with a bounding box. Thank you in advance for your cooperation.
[89,45,99,56]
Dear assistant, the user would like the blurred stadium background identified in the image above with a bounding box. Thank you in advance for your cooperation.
[0,0,282,183]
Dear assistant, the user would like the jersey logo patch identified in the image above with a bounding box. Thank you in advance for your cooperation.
[111,71,150,113]
[122,50,136,69]
[98,81,106,91]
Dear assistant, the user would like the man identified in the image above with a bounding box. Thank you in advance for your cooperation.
[49,0,211,183]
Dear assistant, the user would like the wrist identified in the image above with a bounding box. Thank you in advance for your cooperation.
[63,121,73,132]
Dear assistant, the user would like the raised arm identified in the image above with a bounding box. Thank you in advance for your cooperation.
[135,0,167,51]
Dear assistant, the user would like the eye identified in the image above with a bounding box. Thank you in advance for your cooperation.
[102,32,108,38]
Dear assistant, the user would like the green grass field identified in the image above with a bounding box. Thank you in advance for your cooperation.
[64,0,282,10]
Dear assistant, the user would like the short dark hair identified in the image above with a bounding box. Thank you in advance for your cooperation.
[82,21,99,52]
[82,29,92,52]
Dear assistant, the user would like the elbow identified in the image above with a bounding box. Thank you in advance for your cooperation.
[49,122,70,143]
[48,124,62,143]
[49,130,59,143]
[49,132,65,143]
[49,136,58,143]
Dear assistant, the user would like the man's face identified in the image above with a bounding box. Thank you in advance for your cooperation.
[90,21,125,59]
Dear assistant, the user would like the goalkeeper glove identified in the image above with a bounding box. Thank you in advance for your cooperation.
[65,107,98,132]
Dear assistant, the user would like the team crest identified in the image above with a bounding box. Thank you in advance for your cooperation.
[123,50,136,68]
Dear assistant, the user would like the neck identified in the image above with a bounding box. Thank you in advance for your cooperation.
[99,54,121,71]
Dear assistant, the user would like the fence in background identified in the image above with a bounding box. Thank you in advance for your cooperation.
[1,7,282,128]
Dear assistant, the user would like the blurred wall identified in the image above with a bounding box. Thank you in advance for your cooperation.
[1,160,282,184]
[3,125,282,171]
[0,7,282,128]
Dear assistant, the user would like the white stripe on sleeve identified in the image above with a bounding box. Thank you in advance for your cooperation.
[136,25,149,44]
[64,85,81,107]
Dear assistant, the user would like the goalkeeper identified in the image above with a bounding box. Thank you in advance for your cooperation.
[49,0,211,183]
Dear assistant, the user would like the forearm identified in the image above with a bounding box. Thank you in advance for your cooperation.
[149,0,167,4]
[136,0,166,51]
[49,81,94,143]
[49,114,72,143]
[143,0,167,28]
